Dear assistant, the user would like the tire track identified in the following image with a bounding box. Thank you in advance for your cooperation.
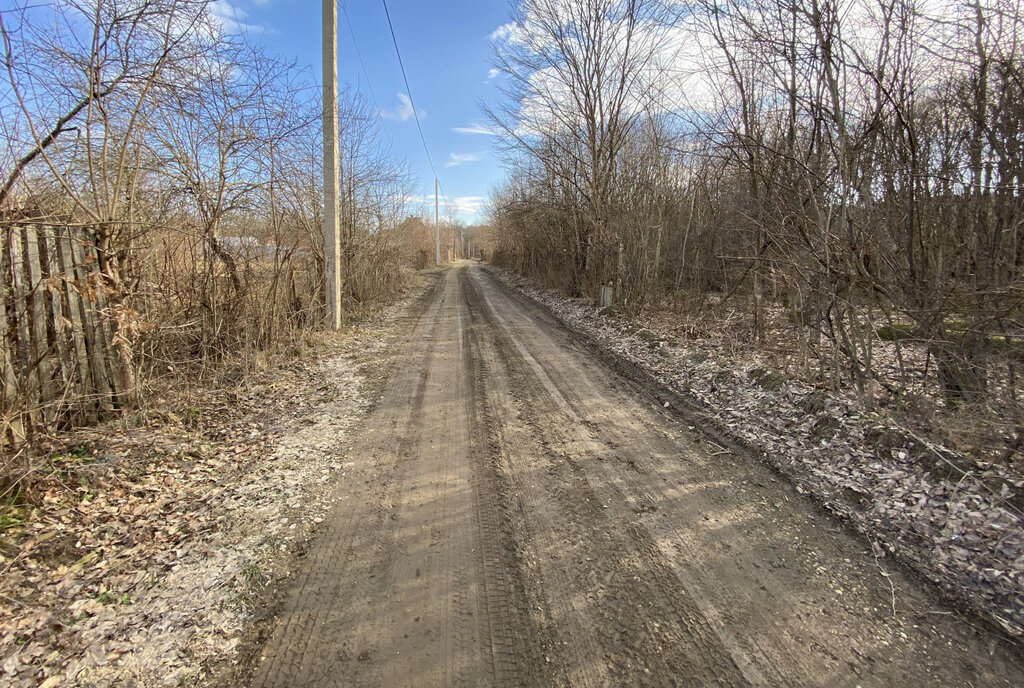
[459,268,551,686]
[470,265,1024,687]
[247,264,1024,687]
[464,269,749,687]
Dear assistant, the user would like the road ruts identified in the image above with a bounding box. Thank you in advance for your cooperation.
[251,268,549,688]
[246,264,1024,688]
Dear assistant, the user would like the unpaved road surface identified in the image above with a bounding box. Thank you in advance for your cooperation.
[247,265,1024,687]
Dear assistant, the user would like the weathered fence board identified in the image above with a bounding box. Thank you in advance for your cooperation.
[42,229,72,400]
[24,226,54,422]
[56,226,97,422]
[0,276,25,448]
[8,230,34,410]
[1,224,132,453]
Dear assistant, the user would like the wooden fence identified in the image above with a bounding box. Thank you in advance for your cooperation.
[1,224,134,454]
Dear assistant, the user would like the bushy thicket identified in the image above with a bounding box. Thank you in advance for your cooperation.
[487,0,1024,425]
[0,1,426,456]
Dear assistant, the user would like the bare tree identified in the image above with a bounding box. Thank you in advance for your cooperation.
[488,0,1024,454]
[487,0,673,295]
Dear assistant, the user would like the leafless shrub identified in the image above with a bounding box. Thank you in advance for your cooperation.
[487,0,1024,467]
[0,1,420,477]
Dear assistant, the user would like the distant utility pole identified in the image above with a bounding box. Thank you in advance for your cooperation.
[323,0,342,329]
[435,177,440,265]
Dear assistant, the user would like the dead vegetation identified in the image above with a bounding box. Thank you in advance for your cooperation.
[484,0,1024,474]
[0,273,438,686]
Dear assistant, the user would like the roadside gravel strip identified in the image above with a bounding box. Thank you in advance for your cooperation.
[490,266,1024,641]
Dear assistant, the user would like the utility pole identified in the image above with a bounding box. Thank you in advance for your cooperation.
[323,0,342,329]
[435,177,440,265]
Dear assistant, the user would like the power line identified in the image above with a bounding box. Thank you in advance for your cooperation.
[380,0,438,180]
[338,0,394,147]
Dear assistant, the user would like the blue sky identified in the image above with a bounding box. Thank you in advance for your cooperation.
[214,0,511,224]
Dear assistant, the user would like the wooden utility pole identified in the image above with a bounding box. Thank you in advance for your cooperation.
[323,0,342,329]
[435,178,441,265]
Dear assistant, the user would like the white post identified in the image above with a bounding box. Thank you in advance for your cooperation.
[323,0,342,329]
[435,177,441,265]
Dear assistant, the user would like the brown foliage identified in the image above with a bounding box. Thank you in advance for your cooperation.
[0,1,420,481]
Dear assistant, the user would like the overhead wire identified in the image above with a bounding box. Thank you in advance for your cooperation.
[379,0,439,182]
[338,0,394,148]
[339,0,451,219]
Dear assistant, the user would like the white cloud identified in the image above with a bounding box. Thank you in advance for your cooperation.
[209,1,262,34]
[445,153,481,168]
[380,93,425,122]
[452,123,500,136]
[450,195,488,217]
[402,194,431,207]
[403,194,488,220]
[489,23,515,42]
[486,68,501,83]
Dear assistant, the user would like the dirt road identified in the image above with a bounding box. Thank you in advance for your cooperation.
[247,265,1024,687]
